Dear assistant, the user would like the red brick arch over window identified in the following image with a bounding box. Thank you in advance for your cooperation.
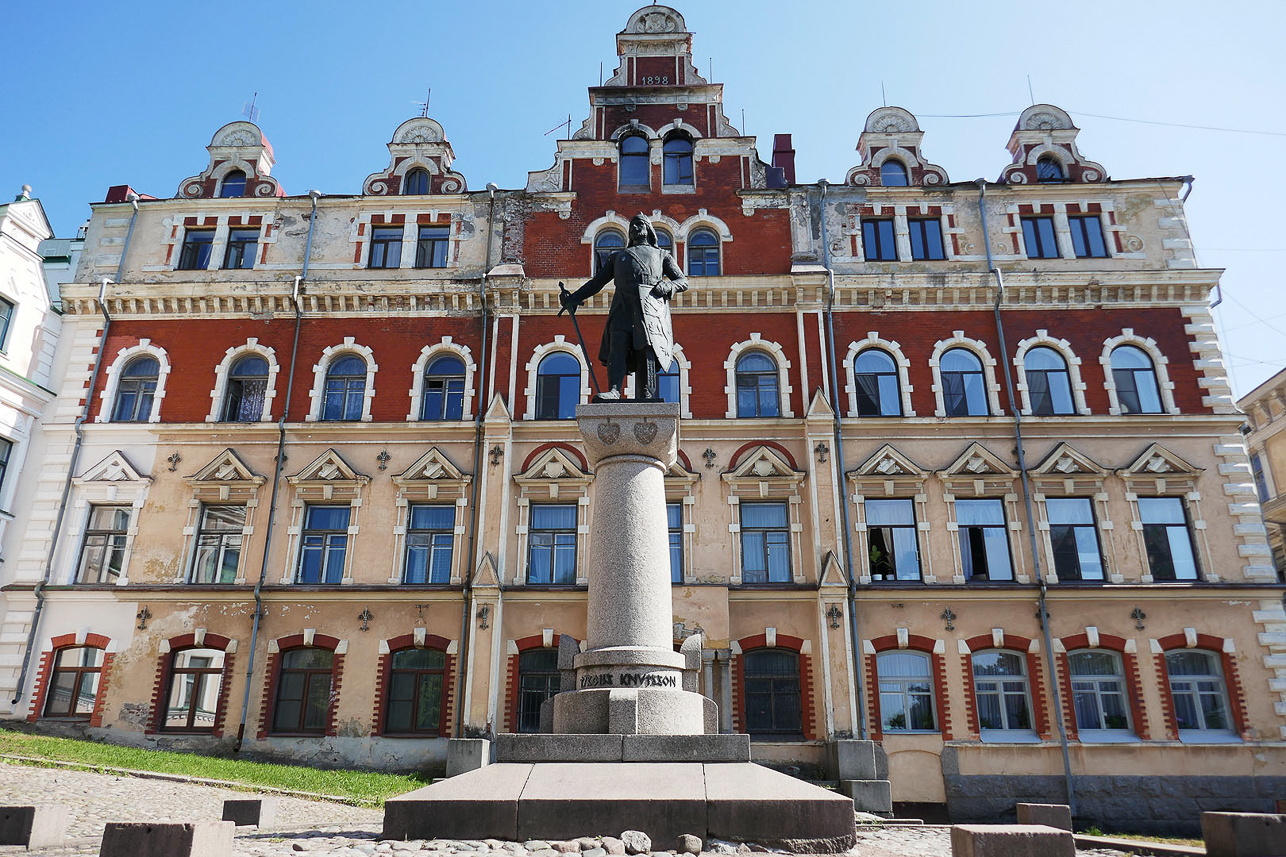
[27,632,115,726]
[504,633,565,733]
[730,633,817,741]
[370,633,456,738]
[145,632,236,737]
[1154,632,1250,740]
[865,634,952,741]
[255,633,345,740]
[1052,632,1148,742]
[959,633,1051,740]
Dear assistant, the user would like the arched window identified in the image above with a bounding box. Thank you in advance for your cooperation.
[322,355,367,421]
[1110,345,1162,415]
[218,170,247,198]
[687,228,720,276]
[594,229,625,274]
[42,646,104,718]
[420,355,466,420]
[112,357,159,422]
[535,352,581,420]
[940,348,988,416]
[1036,157,1065,183]
[222,355,269,422]
[655,229,674,254]
[743,648,803,737]
[402,168,430,195]
[384,648,447,735]
[272,648,334,734]
[619,135,650,188]
[1024,346,1074,415]
[1068,650,1131,734]
[663,135,694,186]
[735,351,779,418]
[162,648,226,732]
[877,651,936,732]
[971,650,1033,732]
[880,160,909,187]
[854,349,901,416]
[517,648,559,733]
[1164,650,1233,734]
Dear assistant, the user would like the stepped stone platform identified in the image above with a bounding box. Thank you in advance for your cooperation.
[382,761,857,852]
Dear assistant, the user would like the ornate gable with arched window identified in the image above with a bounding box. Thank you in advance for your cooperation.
[362,117,467,196]
[177,122,284,199]
[845,107,948,188]
[1001,105,1107,185]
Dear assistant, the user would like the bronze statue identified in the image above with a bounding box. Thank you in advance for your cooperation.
[560,214,689,401]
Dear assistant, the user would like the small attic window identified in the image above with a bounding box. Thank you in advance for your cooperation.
[403,168,430,195]
[880,160,909,187]
[219,170,247,198]
[1036,157,1066,183]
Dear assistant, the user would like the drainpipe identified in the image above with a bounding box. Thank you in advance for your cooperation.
[818,180,867,740]
[975,179,1076,814]
[454,183,498,736]
[234,190,320,751]
[11,192,138,708]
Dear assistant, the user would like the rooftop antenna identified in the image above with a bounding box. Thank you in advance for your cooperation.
[1026,75,1035,106]
[544,114,572,138]
[412,88,431,117]
[741,108,746,136]
[881,81,887,107]
[241,92,260,123]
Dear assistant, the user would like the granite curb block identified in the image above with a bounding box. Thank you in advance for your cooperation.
[1072,834,1205,857]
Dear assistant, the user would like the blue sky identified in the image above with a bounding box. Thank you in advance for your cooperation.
[4,0,1283,396]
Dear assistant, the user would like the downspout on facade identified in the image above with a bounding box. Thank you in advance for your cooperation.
[234,190,320,750]
[11,191,138,709]
[975,179,1076,813]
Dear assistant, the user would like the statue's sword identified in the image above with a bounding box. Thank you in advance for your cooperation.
[557,282,602,396]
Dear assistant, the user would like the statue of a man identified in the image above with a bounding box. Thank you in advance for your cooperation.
[560,214,689,401]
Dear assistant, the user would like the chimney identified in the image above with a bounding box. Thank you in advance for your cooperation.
[772,134,796,186]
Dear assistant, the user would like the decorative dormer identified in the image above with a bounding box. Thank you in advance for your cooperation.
[845,107,948,187]
[177,121,283,199]
[1001,104,1106,185]
[362,117,466,196]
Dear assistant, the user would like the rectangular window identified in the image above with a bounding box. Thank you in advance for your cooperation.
[957,499,1013,581]
[0,437,12,493]
[1139,497,1199,580]
[177,229,214,270]
[368,226,403,269]
[866,499,920,582]
[1069,215,1108,258]
[222,228,259,269]
[190,505,246,584]
[77,505,130,584]
[528,504,577,585]
[414,226,450,268]
[862,220,898,261]
[1251,453,1270,503]
[0,297,13,351]
[740,501,791,583]
[908,218,945,260]
[296,506,351,584]
[404,505,455,584]
[1047,498,1104,581]
[668,502,683,583]
[1021,216,1060,259]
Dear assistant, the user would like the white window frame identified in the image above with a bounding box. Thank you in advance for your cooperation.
[1066,648,1136,742]
[929,332,1002,418]
[97,339,170,424]
[179,449,264,585]
[407,337,476,422]
[512,447,593,586]
[1013,331,1091,416]
[722,446,807,586]
[280,449,370,585]
[724,334,794,419]
[389,447,472,585]
[844,334,915,417]
[1100,330,1178,416]
[64,451,150,586]
[970,646,1040,743]
[206,339,279,422]
[524,338,591,421]
[305,338,378,422]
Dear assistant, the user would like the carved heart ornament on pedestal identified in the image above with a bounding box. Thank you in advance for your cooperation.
[597,422,621,445]
[634,421,657,444]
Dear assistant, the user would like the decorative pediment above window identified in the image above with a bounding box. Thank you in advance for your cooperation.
[287,448,369,502]
[176,121,283,199]
[665,457,700,490]
[847,444,927,499]
[392,446,472,502]
[1028,443,1108,497]
[845,107,949,187]
[74,451,150,487]
[722,445,806,498]
[185,449,264,502]
[362,117,467,196]
[515,445,593,500]
[1121,443,1202,493]
[1000,104,1107,185]
[939,443,1017,496]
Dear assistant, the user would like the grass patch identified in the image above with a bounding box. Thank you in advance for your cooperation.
[0,728,429,807]
[1078,825,1203,848]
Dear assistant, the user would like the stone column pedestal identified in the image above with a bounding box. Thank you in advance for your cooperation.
[551,403,711,735]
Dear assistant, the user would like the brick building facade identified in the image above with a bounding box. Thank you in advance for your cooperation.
[1,5,1283,828]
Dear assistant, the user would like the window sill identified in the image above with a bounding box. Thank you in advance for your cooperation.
[379,732,447,739]
[618,186,652,194]
[266,732,329,739]
[662,185,696,195]
[1076,731,1140,744]
[1175,731,1241,744]
[979,730,1041,744]
[882,730,941,737]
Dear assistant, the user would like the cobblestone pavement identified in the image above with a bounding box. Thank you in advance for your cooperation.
[0,763,1134,857]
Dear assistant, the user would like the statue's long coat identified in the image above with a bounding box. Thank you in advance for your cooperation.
[569,243,688,371]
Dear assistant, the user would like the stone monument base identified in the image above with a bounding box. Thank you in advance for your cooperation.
[382,761,856,852]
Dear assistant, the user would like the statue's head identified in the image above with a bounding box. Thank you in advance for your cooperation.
[628,213,658,247]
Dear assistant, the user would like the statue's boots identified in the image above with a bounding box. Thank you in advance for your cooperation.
[592,388,623,402]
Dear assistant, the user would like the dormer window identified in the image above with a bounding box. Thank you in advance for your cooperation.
[619,135,650,188]
[403,168,430,195]
[1036,157,1065,183]
[880,160,908,187]
[218,170,247,198]
[663,135,694,186]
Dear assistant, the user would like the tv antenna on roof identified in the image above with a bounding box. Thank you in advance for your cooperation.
[412,88,431,118]
[241,92,260,123]
[544,114,572,138]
